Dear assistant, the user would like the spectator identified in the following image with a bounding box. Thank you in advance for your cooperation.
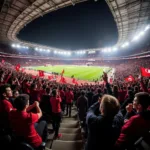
[0,84,14,129]
[50,89,62,138]
[66,88,74,117]
[91,88,102,105]
[85,94,123,150]
[59,86,65,113]
[77,90,88,126]
[9,94,48,148]
[115,92,150,149]
[121,90,134,116]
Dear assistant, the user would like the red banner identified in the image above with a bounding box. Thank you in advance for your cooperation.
[72,78,78,85]
[140,67,150,77]
[125,75,135,82]
[60,76,66,83]
[15,64,20,71]
[48,75,53,80]
[38,70,44,77]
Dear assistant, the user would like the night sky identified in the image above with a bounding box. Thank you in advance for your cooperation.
[18,0,118,50]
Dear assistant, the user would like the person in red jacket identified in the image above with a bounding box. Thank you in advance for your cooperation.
[0,84,14,129]
[115,92,150,150]
[66,88,74,117]
[59,86,65,113]
[9,94,48,148]
[50,89,62,138]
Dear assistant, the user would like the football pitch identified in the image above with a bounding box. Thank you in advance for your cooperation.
[31,65,112,81]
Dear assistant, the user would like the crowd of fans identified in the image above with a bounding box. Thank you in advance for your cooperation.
[0,58,150,150]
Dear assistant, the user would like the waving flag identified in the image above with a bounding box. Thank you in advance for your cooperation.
[72,78,78,85]
[140,67,150,77]
[61,69,65,75]
[15,64,20,71]
[60,76,66,83]
[48,75,53,80]
[38,70,44,77]
[125,75,135,82]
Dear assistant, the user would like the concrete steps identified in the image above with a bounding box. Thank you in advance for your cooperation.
[51,106,83,150]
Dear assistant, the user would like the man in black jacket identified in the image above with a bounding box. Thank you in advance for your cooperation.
[91,88,102,105]
[85,94,123,150]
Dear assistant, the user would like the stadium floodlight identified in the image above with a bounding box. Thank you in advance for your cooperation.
[112,47,117,51]
[12,44,15,47]
[67,51,71,55]
[132,36,140,42]
[103,48,107,52]
[16,44,20,48]
[139,31,145,36]
[107,48,111,52]
[47,49,50,52]
[121,42,129,48]
[145,25,150,31]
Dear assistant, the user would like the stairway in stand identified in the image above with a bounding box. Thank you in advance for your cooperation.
[51,107,83,150]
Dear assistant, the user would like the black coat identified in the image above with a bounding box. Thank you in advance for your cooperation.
[85,102,124,150]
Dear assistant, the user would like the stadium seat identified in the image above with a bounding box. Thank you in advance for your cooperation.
[11,133,46,150]
[133,131,150,150]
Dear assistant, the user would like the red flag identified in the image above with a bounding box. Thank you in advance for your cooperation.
[72,78,78,85]
[61,69,65,75]
[48,75,53,80]
[2,59,5,64]
[125,75,135,82]
[15,64,20,71]
[38,70,44,77]
[140,67,150,77]
[60,76,66,83]
[72,78,76,84]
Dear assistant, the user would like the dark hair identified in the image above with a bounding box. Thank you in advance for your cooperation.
[31,83,36,90]
[97,88,102,94]
[13,90,18,95]
[46,88,50,94]
[14,94,29,111]
[42,84,46,90]
[52,89,57,97]
[0,84,11,96]
[81,90,85,96]
[128,90,134,98]
[135,92,150,109]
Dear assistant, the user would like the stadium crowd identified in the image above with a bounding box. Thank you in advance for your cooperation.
[0,58,150,150]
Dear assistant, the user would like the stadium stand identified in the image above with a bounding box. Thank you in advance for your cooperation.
[0,0,150,150]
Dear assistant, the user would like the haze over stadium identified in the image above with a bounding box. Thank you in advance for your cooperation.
[0,0,150,150]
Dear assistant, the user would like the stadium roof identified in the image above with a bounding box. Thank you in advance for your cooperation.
[0,0,150,51]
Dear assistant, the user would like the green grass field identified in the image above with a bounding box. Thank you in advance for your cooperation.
[31,65,111,81]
